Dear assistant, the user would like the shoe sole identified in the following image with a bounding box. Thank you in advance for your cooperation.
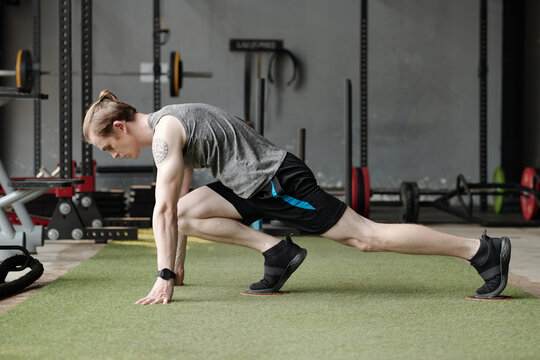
[240,290,285,296]
[247,248,307,295]
[475,237,511,299]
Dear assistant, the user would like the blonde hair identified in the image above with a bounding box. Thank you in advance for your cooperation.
[83,90,137,142]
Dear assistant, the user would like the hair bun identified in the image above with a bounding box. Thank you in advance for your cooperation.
[98,89,118,103]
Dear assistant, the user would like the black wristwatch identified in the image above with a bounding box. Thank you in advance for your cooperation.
[157,268,176,280]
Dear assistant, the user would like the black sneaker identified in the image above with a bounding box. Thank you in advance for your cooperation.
[471,231,511,299]
[247,236,307,294]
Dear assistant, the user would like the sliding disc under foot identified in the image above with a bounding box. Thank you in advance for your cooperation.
[465,295,512,301]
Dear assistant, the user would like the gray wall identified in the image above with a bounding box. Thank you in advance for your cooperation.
[1,0,502,193]
[523,0,540,167]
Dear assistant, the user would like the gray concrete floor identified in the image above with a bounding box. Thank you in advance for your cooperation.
[1,210,539,314]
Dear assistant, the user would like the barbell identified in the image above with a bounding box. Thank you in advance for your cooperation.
[0,49,212,97]
[348,167,515,223]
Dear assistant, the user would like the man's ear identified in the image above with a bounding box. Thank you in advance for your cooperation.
[112,120,127,133]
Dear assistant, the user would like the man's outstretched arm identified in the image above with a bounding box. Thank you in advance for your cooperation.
[174,167,193,285]
[136,116,185,305]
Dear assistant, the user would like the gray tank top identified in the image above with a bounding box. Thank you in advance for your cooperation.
[147,103,286,199]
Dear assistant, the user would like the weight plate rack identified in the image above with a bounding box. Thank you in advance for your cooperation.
[46,0,137,243]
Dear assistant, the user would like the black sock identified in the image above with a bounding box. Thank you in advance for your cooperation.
[469,237,489,266]
[263,240,293,267]
[250,237,299,290]
[470,234,501,275]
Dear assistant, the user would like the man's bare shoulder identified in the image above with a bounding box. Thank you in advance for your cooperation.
[154,114,186,148]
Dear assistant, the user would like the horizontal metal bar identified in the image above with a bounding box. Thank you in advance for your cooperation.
[84,226,138,241]
[12,187,49,208]
[9,178,83,188]
[95,165,154,173]
[371,188,399,195]
[103,217,151,228]
[0,88,48,99]
[432,198,540,227]
[43,70,213,78]
[0,189,37,208]
[0,86,22,93]
[93,71,213,78]
[182,71,213,78]
[1,68,214,78]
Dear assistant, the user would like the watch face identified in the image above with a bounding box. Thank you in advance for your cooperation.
[158,269,175,280]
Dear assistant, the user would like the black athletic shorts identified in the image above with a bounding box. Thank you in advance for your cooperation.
[207,152,347,234]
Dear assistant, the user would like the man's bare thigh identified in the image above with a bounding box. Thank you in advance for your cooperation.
[177,186,243,220]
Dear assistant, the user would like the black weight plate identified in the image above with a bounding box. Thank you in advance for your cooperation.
[169,51,180,97]
[400,182,419,223]
[409,182,420,223]
[16,49,33,89]
[400,182,412,222]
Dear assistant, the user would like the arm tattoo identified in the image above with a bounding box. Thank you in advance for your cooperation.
[152,138,169,165]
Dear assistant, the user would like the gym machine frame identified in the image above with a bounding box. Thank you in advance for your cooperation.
[0,0,76,296]
[44,0,137,243]
[0,93,53,298]
[1,0,212,237]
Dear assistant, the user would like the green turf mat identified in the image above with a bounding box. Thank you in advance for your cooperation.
[1,229,539,360]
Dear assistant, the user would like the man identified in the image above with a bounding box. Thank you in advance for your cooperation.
[83,90,511,305]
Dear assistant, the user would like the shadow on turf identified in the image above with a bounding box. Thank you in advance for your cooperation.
[283,283,523,300]
[287,282,475,297]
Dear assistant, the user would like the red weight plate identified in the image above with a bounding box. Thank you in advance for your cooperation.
[361,166,370,217]
[356,167,365,217]
[520,167,539,220]
[351,167,358,212]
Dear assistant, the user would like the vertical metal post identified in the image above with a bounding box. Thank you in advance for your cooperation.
[360,0,368,168]
[33,0,41,175]
[81,0,93,177]
[49,0,88,240]
[257,78,265,136]
[479,0,488,210]
[299,128,306,161]
[153,0,161,111]
[59,0,72,181]
[252,78,266,231]
[501,0,524,183]
[76,0,104,229]
[244,53,252,126]
[345,79,352,207]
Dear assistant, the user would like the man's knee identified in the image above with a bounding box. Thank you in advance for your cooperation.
[358,241,378,252]
[341,238,377,252]
[338,221,387,252]
[177,200,195,233]
[177,216,191,233]
[177,201,188,219]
